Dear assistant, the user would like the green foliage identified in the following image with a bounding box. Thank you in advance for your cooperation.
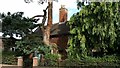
[2,51,17,65]
[61,55,120,66]
[1,12,40,52]
[15,34,46,55]
[44,53,60,66]
[68,2,120,59]
[85,55,119,63]
[1,12,38,38]
[2,37,17,51]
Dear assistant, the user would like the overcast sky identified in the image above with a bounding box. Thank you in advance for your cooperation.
[0,0,79,23]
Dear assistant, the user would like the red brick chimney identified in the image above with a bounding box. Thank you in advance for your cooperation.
[59,5,68,23]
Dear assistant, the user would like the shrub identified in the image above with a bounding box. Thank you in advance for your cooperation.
[43,53,60,66]
[60,55,120,66]
[2,51,17,65]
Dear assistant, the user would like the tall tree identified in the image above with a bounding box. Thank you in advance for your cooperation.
[1,12,37,38]
[68,2,120,59]
[25,0,58,53]
[1,12,38,50]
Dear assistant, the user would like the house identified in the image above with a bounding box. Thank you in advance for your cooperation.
[35,5,70,59]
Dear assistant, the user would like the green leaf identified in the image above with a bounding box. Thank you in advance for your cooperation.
[70,28,76,34]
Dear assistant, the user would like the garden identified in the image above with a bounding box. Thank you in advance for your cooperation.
[1,1,120,68]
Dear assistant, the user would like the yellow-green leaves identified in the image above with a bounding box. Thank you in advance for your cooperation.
[81,35,86,43]
[70,28,76,34]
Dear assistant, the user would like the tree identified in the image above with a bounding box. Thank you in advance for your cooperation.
[1,12,37,38]
[67,2,120,59]
[24,0,58,54]
[1,12,39,51]
[1,11,51,67]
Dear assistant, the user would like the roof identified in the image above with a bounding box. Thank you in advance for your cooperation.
[34,22,70,36]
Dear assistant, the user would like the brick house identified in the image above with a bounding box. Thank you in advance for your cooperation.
[35,5,70,59]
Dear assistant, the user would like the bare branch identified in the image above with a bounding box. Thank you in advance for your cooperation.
[24,0,33,3]
[38,0,47,4]
[32,6,48,32]
[32,15,44,18]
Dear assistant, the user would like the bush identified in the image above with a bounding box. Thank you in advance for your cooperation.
[60,55,120,66]
[40,53,60,66]
[2,51,17,65]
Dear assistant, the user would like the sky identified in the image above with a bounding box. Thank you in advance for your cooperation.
[0,0,79,23]
[0,0,80,37]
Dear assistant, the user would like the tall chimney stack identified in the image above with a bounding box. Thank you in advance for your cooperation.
[59,5,68,23]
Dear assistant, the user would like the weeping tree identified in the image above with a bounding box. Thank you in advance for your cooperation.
[67,1,120,59]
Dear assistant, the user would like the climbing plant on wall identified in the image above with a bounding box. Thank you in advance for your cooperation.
[67,2,120,59]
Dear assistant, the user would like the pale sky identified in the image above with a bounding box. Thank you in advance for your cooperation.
[0,0,79,37]
[0,0,79,23]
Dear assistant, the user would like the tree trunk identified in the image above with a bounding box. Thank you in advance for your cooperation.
[43,1,52,46]
[43,27,51,46]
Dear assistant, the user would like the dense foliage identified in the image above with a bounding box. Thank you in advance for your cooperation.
[1,12,40,51]
[15,34,45,55]
[2,51,17,65]
[2,37,17,50]
[1,12,60,66]
[67,2,120,59]
[61,55,120,67]
[1,12,38,38]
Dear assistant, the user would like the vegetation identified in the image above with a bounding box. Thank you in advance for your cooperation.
[1,0,59,66]
[1,12,39,51]
[1,12,37,38]
[67,1,120,61]
[43,53,61,66]
[15,34,44,56]
[61,55,120,67]
[1,12,38,67]
[1,0,120,67]
[2,51,17,65]
[1,11,60,66]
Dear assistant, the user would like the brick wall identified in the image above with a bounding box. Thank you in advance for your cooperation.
[50,35,68,59]
[59,5,68,23]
